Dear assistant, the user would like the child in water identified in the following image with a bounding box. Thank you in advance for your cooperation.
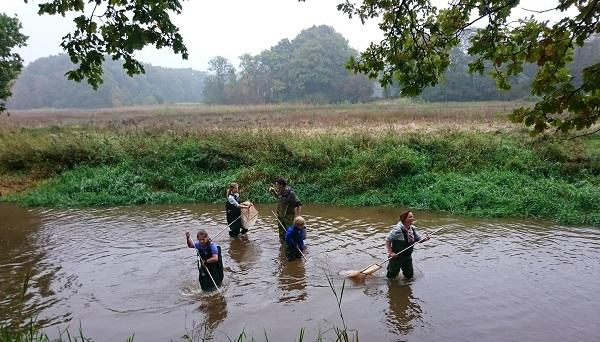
[226,183,252,237]
[284,216,307,261]
[185,230,224,291]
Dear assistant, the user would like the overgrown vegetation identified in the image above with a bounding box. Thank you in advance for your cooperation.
[1,125,598,225]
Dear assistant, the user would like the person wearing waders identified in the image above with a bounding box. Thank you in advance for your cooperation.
[226,183,252,237]
[186,230,224,291]
[284,216,307,261]
[268,177,302,240]
[385,211,430,279]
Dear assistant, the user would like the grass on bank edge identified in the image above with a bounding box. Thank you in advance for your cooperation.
[0,128,598,226]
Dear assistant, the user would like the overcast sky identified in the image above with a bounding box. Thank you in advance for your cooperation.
[2,0,571,71]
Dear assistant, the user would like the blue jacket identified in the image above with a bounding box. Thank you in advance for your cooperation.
[284,225,306,251]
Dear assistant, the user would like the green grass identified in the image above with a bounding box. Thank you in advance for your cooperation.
[1,126,598,225]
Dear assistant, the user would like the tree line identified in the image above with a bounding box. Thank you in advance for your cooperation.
[8,55,205,109]
[6,24,599,110]
[202,25,373,105]
[3,1,600,133]
[400,33,600,103]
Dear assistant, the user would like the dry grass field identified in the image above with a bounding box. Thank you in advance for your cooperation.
[0,100,530,133]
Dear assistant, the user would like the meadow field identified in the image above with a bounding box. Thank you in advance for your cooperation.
[1,100,598,225]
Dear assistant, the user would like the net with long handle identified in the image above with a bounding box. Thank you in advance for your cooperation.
[345,226,445,278]
[240,201,259,230]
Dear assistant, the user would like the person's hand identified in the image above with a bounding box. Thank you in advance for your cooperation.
[388,252,397,258]
[423,234,431,241]
[268,186,275,194]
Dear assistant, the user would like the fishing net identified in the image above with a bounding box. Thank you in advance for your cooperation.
[360,263,382,275]
[241,201,258,230]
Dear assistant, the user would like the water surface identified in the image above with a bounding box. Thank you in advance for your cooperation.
[1,203,598,341]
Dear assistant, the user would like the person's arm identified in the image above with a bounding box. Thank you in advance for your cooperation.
[185,232,195,248]
[414,227,422,242]
[229,194,250,209]
[205,243,219,264]
[292,192,302,216]
[415,227,430,242]
[298,232,305,251]
[386,239,396,258]
[268,185,278,198]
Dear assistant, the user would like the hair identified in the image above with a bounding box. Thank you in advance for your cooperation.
[294,216,305,226]
[227,182,239,196]
[399,210,413,224]
[196,229,209,238]
[275,177,287,186]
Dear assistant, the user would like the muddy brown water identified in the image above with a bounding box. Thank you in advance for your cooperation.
[1,202,599,341]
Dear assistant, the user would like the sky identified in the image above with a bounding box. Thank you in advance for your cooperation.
[2,0,382,71]
[1,0,572,72]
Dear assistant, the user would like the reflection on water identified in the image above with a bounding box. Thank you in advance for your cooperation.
[386,283,422,336]
[0,203,65,328]
[0,203,599,341]
[192,294,227,339]
[227,235,259,270]
[277,245,307,303]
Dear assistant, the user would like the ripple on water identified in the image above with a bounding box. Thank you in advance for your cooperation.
[1,204,599,341]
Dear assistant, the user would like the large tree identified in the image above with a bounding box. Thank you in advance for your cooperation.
[0,13,28,113]
[337,0,600,134]
[24,0,188,89]
[203,56,236,104]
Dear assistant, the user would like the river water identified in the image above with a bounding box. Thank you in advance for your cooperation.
[1,202,599,341]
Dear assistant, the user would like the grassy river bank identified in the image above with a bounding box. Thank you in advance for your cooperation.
[1,120,598,225]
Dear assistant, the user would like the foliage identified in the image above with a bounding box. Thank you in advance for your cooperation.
[0,13,28,113]
[203,26,374,105]
[418,30,539,102]
[1,127,598,225]
[338,0,600,134]
[8,54,205,109]
[25,0,188,89]
[202,56,236,105]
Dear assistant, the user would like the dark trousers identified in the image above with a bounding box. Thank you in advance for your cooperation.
[386,254,414,279]
[227,210,243,237]
[198,247,224,291]
[285,244,303,261]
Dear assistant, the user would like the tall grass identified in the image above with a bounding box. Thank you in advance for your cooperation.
[0,126,598,225]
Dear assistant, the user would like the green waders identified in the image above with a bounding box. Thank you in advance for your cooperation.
[386,230,416,279]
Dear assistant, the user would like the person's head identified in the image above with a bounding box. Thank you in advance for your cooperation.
[275,177,287,191]
[196,229,210,244]
[294,216,306,229]
[227,182,239,195]
[399,210,414,226]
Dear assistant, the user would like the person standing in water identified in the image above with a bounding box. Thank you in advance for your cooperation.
[385,210,430,279]
[186,230,224,291]
[284,216,307,261]
[226,183,252,237]
[268,177,302,240]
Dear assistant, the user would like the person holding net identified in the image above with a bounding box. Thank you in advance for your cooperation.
[185,230,224,291]
[268,177,302,240]
[385,210,430,279]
